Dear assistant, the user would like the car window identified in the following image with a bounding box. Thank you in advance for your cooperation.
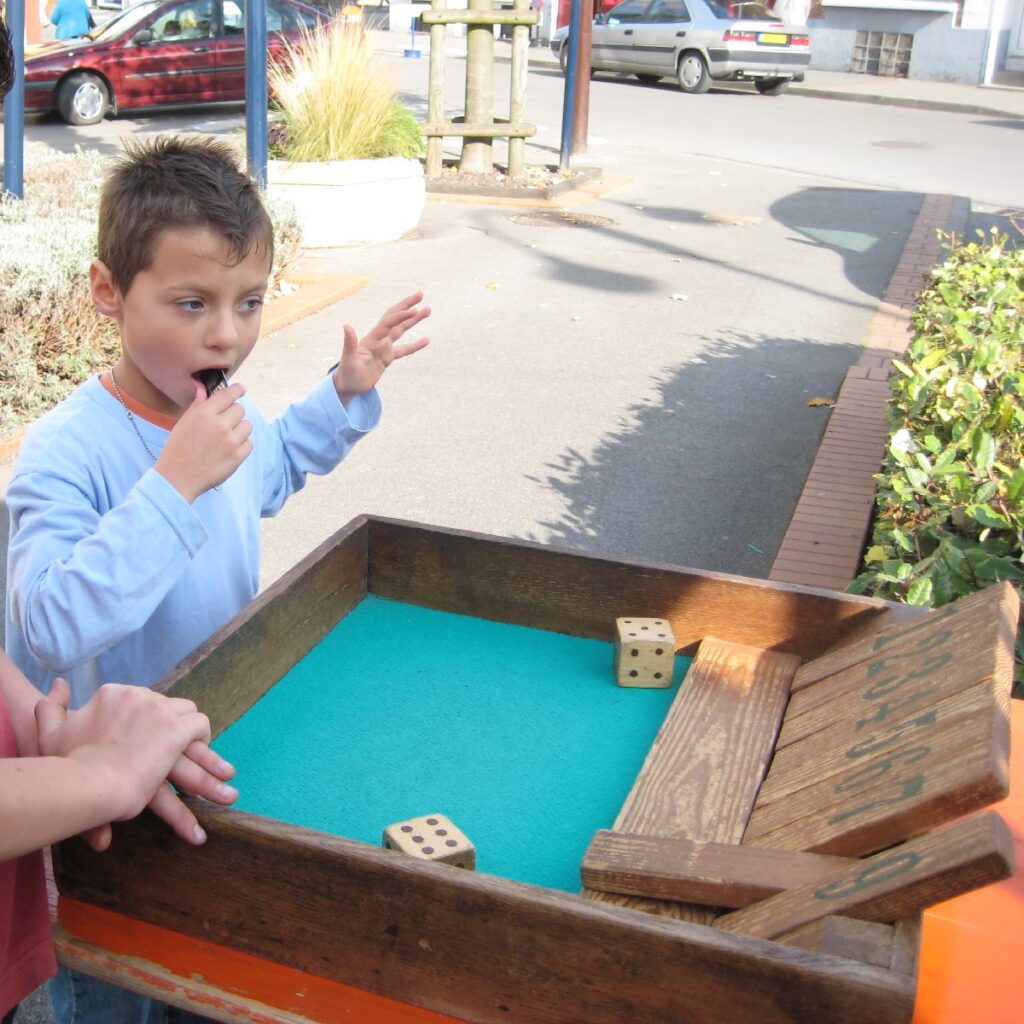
[221,0,311,34]
[150,0,214,41]
[605,0,651,23]
[704,0,778,18]
[644,0,689,21]
[91,0,163,40]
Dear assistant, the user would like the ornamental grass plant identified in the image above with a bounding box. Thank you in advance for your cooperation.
[848,232,1024,691]
[268,21,423,163]
[1,143,302,444]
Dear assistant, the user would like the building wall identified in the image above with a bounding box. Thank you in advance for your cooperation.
[809,7,990,82]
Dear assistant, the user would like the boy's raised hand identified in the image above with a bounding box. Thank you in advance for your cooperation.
[333,292,430,405]
[35,678,238,850]
[156,382,254,503]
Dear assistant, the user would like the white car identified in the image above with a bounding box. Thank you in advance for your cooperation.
[551,0,811,94]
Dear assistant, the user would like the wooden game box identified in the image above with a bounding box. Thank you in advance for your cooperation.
[50,516,1018,1024]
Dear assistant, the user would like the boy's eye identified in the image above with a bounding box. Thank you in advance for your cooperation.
[178,299,203,312]
[241,297,264,312]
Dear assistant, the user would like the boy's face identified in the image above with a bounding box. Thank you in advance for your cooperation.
[91,226,271,418]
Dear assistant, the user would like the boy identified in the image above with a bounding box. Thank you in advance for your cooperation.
[1,22,236,1024]
[5,136,429,1022]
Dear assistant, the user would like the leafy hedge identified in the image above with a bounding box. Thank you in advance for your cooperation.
[848,232,1024,692]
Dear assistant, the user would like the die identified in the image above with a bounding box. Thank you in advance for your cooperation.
[614,617,675,688]
[382,813,476,869]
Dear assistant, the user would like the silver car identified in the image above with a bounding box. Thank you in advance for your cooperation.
[551,0,810,94]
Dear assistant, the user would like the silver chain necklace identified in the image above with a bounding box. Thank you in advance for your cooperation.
[108,367,159,462]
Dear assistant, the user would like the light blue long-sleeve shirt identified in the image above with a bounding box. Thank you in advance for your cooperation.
[5,373,380,707]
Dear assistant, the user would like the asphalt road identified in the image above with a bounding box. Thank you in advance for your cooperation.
[5,55,1024,1024]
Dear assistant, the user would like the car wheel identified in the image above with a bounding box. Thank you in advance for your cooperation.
[755,77,788,95]
[635,73,661,84]
[559,45,595,78]
[58,72,109,126]
[677,51,711,94]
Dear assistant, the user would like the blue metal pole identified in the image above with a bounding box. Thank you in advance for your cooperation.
[2,0,26,198]
[558,0,582,170]
[245,0,268,187]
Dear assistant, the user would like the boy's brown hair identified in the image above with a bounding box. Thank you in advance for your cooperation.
[98,136,274,294]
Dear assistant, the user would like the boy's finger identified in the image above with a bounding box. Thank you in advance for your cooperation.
[393,337,431,361]
[340,324,359,360]
[385,291,424,315]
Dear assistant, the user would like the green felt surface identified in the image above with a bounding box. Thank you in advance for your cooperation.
[215,597,690,892]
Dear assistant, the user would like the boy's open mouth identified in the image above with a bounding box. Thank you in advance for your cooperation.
[193,368,229,397]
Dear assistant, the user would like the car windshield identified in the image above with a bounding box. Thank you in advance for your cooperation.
[88,0,166,40]
[705,0,778,19]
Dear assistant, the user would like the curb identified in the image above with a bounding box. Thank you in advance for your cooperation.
[785,86,1024,121]
[769,193,971,592]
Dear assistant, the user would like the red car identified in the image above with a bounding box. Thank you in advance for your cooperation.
[24,0,330,125]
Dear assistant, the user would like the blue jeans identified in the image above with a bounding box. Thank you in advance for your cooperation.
[49,967,219,1024]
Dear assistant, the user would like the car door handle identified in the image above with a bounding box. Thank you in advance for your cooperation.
[676,30,686,36]
[191,46,211,52]
[624,28,633,34]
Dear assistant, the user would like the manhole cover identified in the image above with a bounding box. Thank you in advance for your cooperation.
[871,140,930,149]
[507,211,616,228]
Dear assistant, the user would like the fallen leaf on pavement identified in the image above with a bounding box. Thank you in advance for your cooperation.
[808,396,836,407]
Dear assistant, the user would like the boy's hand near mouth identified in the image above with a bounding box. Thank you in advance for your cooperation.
[155,381,254,503]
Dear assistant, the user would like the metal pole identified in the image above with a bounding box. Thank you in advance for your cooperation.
[570,0,593,155]
[245,0,268,187]
[3,0,26,198]
[558,0,581,169]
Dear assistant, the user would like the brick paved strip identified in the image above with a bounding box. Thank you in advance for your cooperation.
[770,193,965,592]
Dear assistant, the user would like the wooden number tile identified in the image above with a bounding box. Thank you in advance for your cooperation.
[777,596,1015,753]
[581,831,856,908]
[754,681,1007,812]
[715,812,1014,941]
[746,688,1009,856]
[791,583,1018,694]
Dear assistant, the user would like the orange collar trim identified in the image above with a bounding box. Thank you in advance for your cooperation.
[100,373,179,432]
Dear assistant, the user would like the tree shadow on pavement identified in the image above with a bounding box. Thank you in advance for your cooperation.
[525,330,862,579]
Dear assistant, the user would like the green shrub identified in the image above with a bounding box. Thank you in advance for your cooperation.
[848,232,1024,691]
[1,144,303,444]
[268,22,424,163]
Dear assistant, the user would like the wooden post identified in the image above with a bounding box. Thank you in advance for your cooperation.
[426,0,446,177]
[508,0,530,179]
[461,0,495,173]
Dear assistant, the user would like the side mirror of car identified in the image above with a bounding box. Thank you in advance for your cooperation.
[132,28,154,44]
[594,11,606,22]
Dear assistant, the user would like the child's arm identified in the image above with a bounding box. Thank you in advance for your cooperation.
[1,655,237,861]
[332,292,431,407]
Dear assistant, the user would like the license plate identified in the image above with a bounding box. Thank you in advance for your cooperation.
[759,32,789,44]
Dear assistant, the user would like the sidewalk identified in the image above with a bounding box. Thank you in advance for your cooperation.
[368,27,1024,120]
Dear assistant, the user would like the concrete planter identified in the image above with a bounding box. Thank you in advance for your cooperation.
[267,156,425,248]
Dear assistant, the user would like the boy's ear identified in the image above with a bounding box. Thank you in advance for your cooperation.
[89,260,122,318]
